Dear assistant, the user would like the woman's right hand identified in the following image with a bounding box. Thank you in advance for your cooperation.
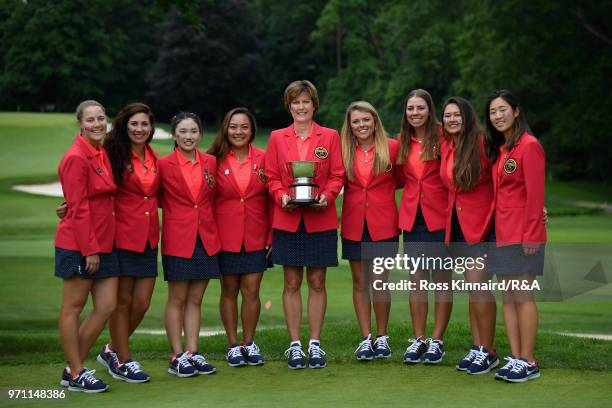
[85,254,100,274]
[56,202,68,219]
[281,194,296,211]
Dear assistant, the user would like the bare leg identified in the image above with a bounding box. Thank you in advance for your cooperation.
[220,275,240,346]
[409,270,428,338]
[109,276,134,363]
[59,277,93,374]
[184,280,207,352]
[350,260,372,337]
[165,281,188,355]
[431,270,453,340]
[306,267,327,340]
[283,266,303,342]
[78,277,118,362]
[464,268,496,350]
[240,272,263,343]
[371,265,390,337]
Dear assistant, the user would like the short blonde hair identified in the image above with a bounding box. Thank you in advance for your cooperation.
[76,100,105,122]
[283,80,319,113]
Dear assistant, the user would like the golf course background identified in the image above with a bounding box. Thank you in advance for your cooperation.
[0,112,611,407]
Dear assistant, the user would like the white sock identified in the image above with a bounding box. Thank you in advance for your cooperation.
[309,339,320,347]
[290,340,302,348]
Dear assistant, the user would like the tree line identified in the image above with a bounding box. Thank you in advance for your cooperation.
[1,0,610,180]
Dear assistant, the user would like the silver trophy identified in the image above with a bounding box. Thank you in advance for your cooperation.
[286,161,320,206]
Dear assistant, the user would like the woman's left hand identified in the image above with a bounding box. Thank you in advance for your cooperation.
[311,194,328,210]
[542,207,548,225]
[522,245,538,256]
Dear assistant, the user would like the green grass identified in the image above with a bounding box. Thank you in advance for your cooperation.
[1,112,611,407]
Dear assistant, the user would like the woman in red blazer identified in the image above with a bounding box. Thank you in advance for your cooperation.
[440,97,498,375]
[208,107,270,367]
[93,103,159,383]
[265,80,345,369]
[159,112,221,378]
[340,101,399,361]
[397,89,452,366]
[55,100,117,392]
[484,90,546,383]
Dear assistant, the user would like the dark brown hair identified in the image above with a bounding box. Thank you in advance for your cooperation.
[443,97,482,192]
[104,102,155,186]
[208,107,257,159]
[397,89,439,164]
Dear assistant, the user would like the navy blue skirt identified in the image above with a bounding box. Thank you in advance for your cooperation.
[117,243,158,278]
[162,236,220,281]
[487,231,545,276]
[403,206,448,259]
[448,207,488,259]
[272,219,338,268]
[219,247,268,275]
[342,221,399,261]
[55,247,120,280]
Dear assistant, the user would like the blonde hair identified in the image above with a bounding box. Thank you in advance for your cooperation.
[76,100,105,123]
[340,101,391,181]
[283,80,319,113]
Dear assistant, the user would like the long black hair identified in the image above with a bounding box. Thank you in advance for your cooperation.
[483,89,532,163]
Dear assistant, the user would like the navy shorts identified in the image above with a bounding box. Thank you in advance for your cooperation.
[55,247,120,280]
[162,236,220,281]
[117,243,158,278]
[342,221,399,261]
[272,219,338,268]
[403,206,448,259]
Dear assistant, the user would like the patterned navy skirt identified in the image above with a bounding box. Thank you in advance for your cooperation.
[272,219,338,268]
[162,236,220,281]
[403,206,448,259]
[117,243,158,278]
[487,230,545,276]
[219,247,269,275]
[55,247,120,280]
[342,221,399,261]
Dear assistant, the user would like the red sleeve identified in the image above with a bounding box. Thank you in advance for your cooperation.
[61,156,100,256]
[522,140,546,247]
[264,133,289,205]
[321,131,345,201]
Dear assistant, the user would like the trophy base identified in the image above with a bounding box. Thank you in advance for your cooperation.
[288,198,318,206]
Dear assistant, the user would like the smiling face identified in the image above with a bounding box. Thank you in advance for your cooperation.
[443,103,463,136]
[349,109,375,145]
[289,92,315,124]
[489,96,518,137]
[227,113,252,150]
[173,118,201,154]
[405,96,429,129]
[127,112,152,148]
[79,106,107,145]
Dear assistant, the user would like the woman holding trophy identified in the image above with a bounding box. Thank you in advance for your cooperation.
[265,80,345,369]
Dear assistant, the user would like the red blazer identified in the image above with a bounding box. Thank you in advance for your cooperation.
[397,136,447,232]
[114,147,161,252]
[440,137,494,244]
[265,121,345,233]
[55,135,117,256]
[158,150,221,258]
[214,146,271,252]
[493,132,547,248]
[341,138,400,241]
